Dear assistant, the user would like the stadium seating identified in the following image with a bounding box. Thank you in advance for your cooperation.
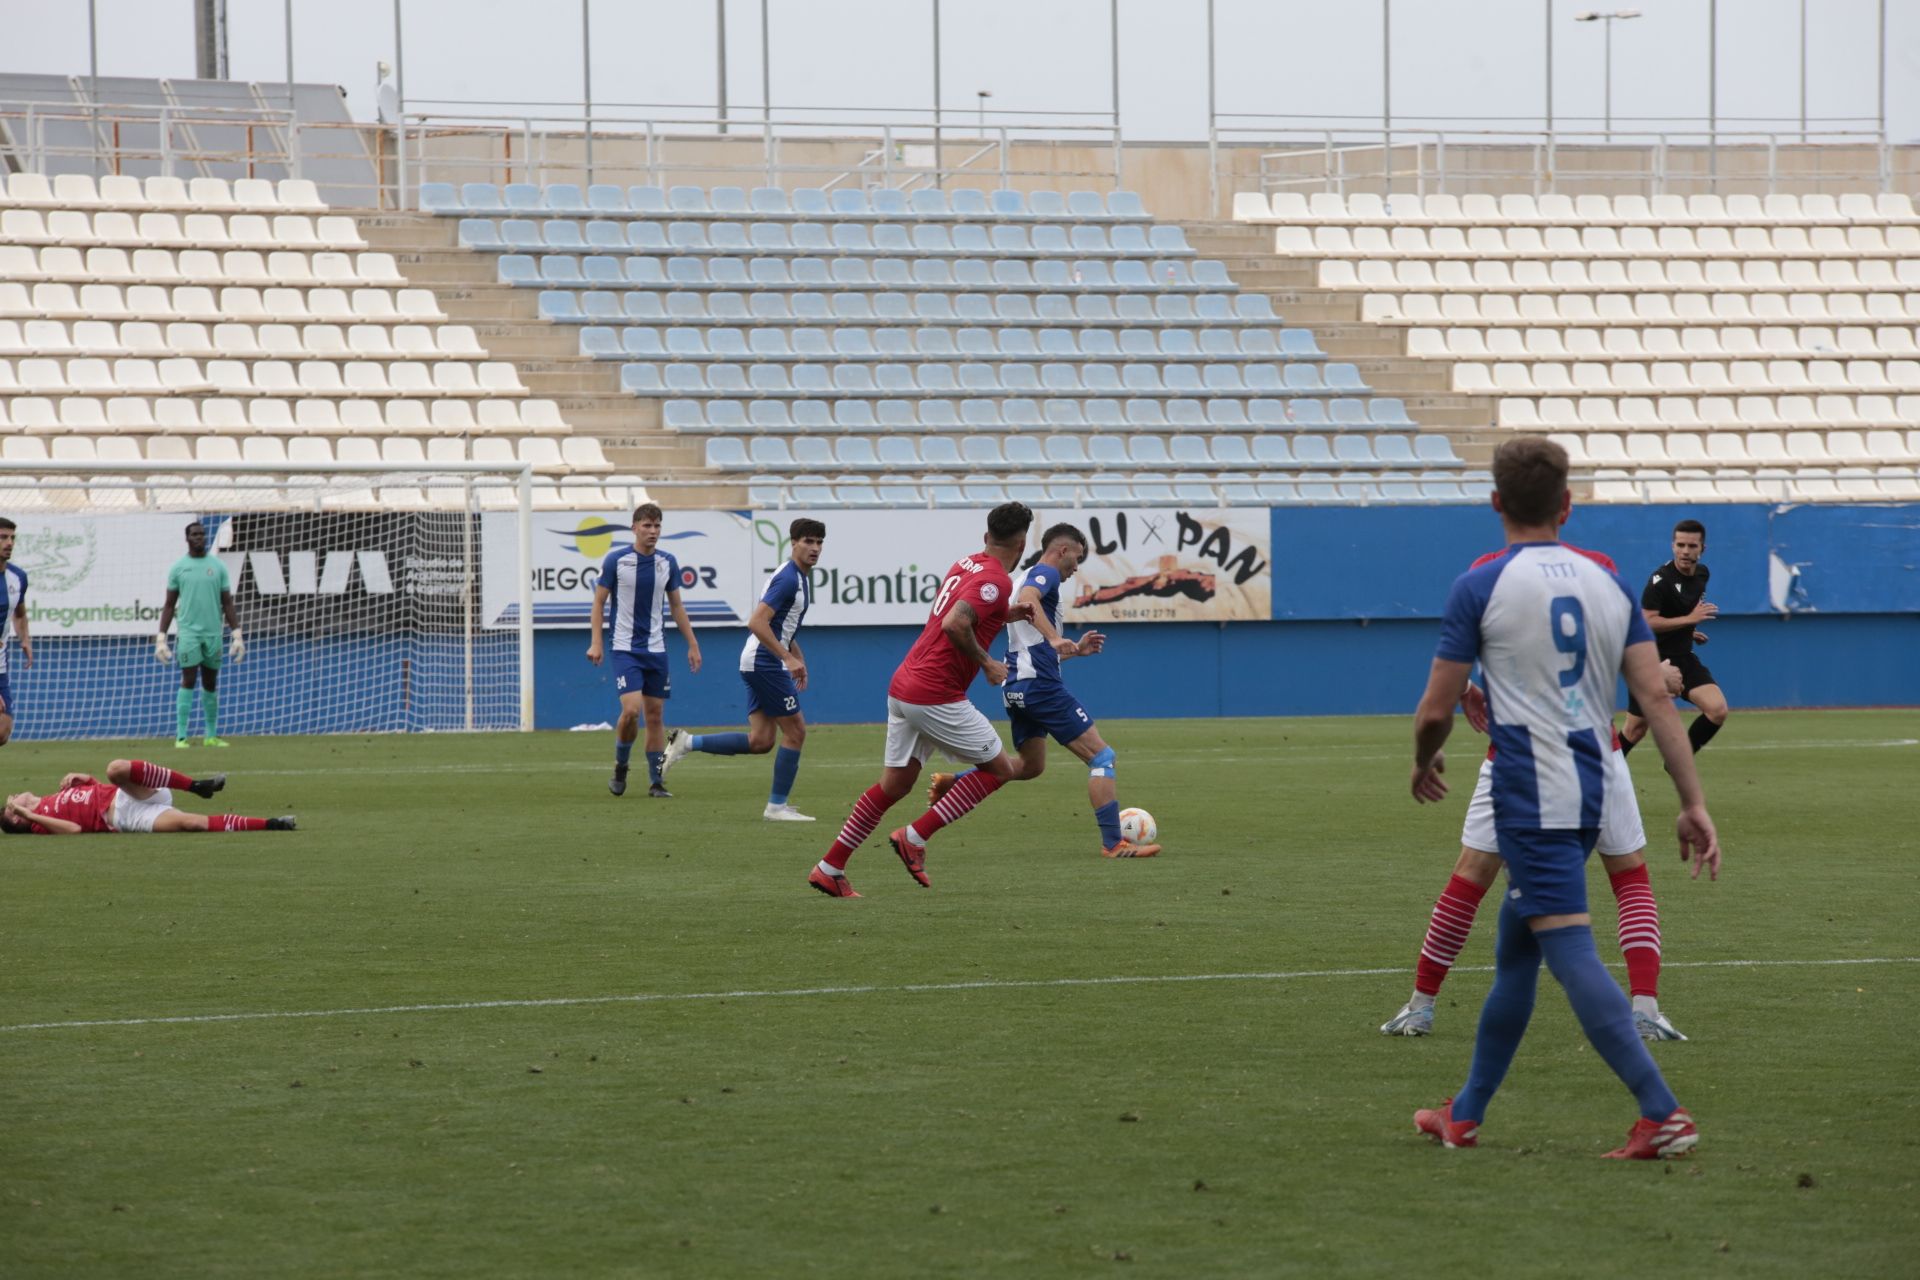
[423,182,1442,504]
[0,176,629,507]
[1236,189,1920,500]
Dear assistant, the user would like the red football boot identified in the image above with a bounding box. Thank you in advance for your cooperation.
[1603,1109,1698,1160]
[1414,1098,1480,1149]
[808,866,861,898]
[888,827,930,887]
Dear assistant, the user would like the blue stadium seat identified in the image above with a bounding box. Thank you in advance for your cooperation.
[458,218,501,249]
[1002,434,1046,468]
[668,221,709,252]
[578,291,619,320]
[669,186,709,215]
[1370,397,1416,428]
[749,438,794,469]
[1044,400,1087,431]
[621,363,664,393]
[1032,226,1072,256]
[919,400,961,431]
[707,401,750,432]
[1415,435,1464,467]
[753,366,796,397]
[960,435,1004,467]
[1083,399,1127,429]
[499,255,539,285]
[588,184,627,214]
[1109,226,1150,256]
[960,400,1003,431]
[1129,435,1171,467]
[711,223,752,254]
[626,222,668,251]
[950,188,990,218]
[876,436,920,468]
[830,189,872,218]
[752,402,796,432]
[791,188,830,217]
[1289,399,1330,429]
[1209,435,1254,466]
[1258,475,1300,503]
[1251,436,1293,466]
[504,183,542,211]
[1107,191,1148,220]
[708,329,751,361]
[626,257,669,286]
[536,289,579,320]
[626,187,668,215]
[1207,400,1251,431]
[619,292,665,322]
[1372,435,1418,466]
[1193,295,1233,323]
[872,400,913,431]
[920,437,964,469]
[1168,435,1211,466]
[1420,480,1468,502]
[1043,434,1088,466]
[1325,362,1369,393]
[871,189,909,219]
[990,190,1029,219]
[662,328,703,359]
[582,255,624,285]
[909,190,950,219]
[1032,191,1069,219]
[706,438,750,470]
[580,326,621,358]
[664,399,707,432]
[750,187,791,217]
[1282,364,1324,394]
[1191,261,1234,289]
[421,183,461,214]
[545,184,587,213]
[835,438,882,470]
[499,218,541,250]
[1148,226,1194,255]
[1292,435,1336,467]
[542,221,585,251]
[1087,435,1130,467]
[791,437,836,471]
[1123,400,1167,431]
[711,187,750,216]
[1332,435,1375,466]
[1329,398,1370,429]
[873,225,913,254]
[585,220,627,250]
[461,183,504,212]
[666,258,709,287]
[1280,328,1326,359]
[832,224,873,255]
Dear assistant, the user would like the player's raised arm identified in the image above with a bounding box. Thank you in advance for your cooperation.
[942,600,1006,686]
[1410,658,1472,802]
[1622,641,1721,880]
[668,585,701,674]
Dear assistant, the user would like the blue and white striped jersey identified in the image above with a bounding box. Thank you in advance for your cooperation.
[0,562,27,676]
[598,547,680,655]
[1004,562,1064,684]
[740,560,811,673]
[1437,541,1652,831]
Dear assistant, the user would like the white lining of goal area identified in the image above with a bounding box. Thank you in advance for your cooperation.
[3,957,1913,1036]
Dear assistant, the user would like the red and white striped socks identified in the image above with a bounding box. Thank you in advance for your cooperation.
[205,815,269,832]
[131,760,194,791]
[1415,874,1489,997]
[904,770,1003,846]
[1609,863,1663,998]
[823,783,897,871]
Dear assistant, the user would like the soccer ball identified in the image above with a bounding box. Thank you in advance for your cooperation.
[1118,807,1157,845]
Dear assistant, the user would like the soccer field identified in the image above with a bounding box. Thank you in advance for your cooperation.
[2,710,1916,1278]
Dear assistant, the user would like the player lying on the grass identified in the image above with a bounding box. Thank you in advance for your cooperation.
[1,759,294,834]
[660,518,825,822]
[1619,519,1729,759]
[1383,647,1688,1041]
[0,516,32,747]
[156,520,245,749]
[1409,435,1720,1160]
[809,502,1037,898]
[924,521,1161,859]
[587,503,702,799]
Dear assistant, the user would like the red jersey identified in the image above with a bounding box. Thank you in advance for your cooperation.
[888,553,1014,704]
[28,781,118,834]
[1469,542,1623,757]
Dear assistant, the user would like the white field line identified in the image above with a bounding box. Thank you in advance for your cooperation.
[222,737,1918,779]
[2,956,1912,1036]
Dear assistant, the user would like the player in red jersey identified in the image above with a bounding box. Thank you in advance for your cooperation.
[810,502,1037,898]
[1,758,294,835]
[1381,542,1689,1041]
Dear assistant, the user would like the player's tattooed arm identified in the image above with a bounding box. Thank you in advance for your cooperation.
[942,600,1008,685]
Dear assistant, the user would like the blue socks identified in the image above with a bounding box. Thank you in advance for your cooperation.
[646,751,665,785]
[614,738,634,768]
[1537,924,1680,1120]
[1454,901,1681,1124]
[1452,896,1542,1123]
[1094,800,1122,848]
[693,732,751,756]
[769,745,802,805]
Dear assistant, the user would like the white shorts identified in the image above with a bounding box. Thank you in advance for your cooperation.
[883,696,1004,769]
[109,786,174,834]
[1460,754,1646,857]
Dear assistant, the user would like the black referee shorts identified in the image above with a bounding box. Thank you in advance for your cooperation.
[1627,651,1718,717]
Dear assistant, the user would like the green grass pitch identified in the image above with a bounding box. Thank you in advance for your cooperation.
[2,709,1916,1277]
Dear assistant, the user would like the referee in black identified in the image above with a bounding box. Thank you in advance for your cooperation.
[1620,519,1728,756]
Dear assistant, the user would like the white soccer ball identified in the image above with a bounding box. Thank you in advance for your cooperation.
[1118,807,1157,845]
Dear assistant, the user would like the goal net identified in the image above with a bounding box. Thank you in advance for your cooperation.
[0,466,533,740]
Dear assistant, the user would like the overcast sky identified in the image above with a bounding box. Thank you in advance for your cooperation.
[7,0,1916,143]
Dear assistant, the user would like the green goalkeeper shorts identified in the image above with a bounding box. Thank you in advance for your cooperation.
[178,632,223,670]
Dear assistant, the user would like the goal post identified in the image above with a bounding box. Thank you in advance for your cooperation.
[0,462,536,739]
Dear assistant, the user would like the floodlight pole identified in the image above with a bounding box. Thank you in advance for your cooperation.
[1382,0,1391,197]
[1708,0,1717,188]
[760,0,771,130]
[931,0,942,188]
[1206,0,1217,216]
[582,0,593,180]
[1798,0,1807,139]
[717,0,729,135]
[285,0,295,108]
[88,0,100,174]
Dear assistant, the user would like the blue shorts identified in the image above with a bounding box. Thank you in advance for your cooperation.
[1495,826,1600,918]
[612,651,670,699]
[742,667,801,719]
[1003,679,1094,749]
[0,673,11,716]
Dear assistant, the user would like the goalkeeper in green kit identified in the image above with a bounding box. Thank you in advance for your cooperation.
[155,522,244,748]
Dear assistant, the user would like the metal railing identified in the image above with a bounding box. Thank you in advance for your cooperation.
[1209,115,1895,217]
[397,106,1124,210]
